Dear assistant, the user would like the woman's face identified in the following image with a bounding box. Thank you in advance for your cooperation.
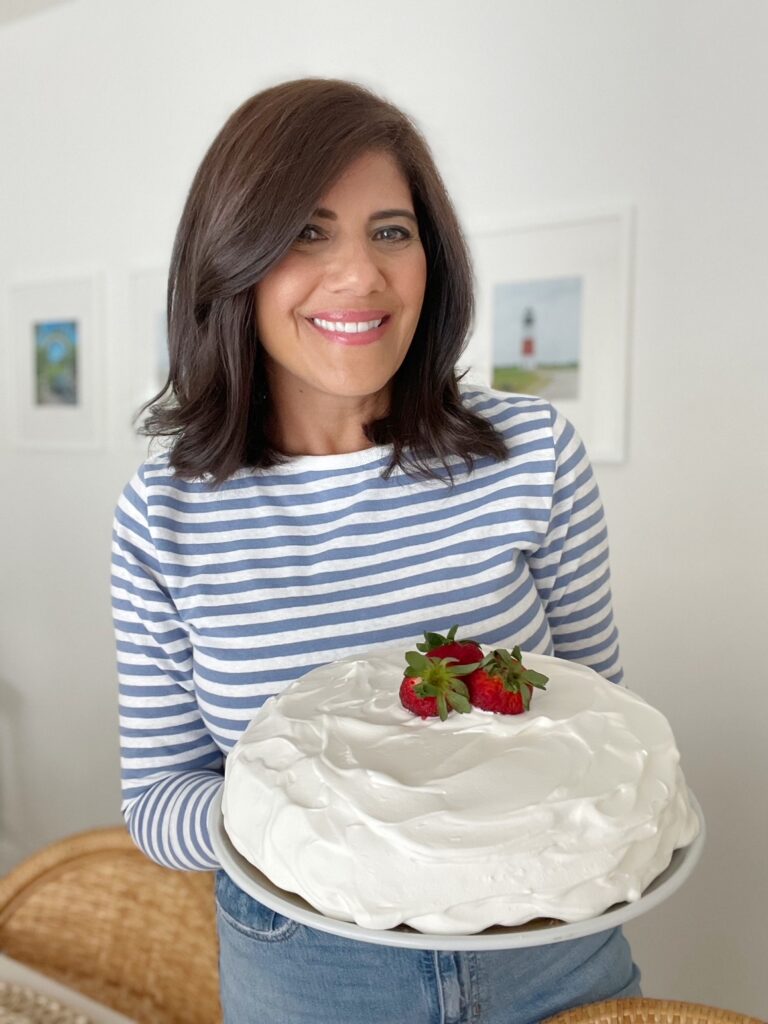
[255,150,427,414]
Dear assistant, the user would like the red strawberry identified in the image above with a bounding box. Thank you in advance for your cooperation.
[467,645,549,715]
[399,650,476,721]
[417,625,484,668]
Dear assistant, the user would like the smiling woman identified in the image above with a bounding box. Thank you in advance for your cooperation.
[255,150,427,455]
[114,77,639,1024]
[140,77,505,481]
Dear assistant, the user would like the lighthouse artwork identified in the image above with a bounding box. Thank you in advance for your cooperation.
[520,307,537,371]
[492,275,582,400]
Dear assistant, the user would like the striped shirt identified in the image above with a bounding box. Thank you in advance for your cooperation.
[112,387,622,870]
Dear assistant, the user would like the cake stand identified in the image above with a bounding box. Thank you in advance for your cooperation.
[210,788,705,950]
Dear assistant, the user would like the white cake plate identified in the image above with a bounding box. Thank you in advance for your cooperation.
[210,788,705,950]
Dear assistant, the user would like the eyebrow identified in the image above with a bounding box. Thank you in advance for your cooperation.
[313,207,418,225]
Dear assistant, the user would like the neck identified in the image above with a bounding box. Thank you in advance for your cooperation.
[267,385,389,457]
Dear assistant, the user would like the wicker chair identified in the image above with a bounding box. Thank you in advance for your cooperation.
[0,826,221,1024]
[543,997,765,1024]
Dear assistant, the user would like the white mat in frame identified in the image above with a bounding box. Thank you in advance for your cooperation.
[6,276,104,450]
[463,205,634,463]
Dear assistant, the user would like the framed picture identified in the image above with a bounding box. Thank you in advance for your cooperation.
[462,206,633,462]
[127,267,169,448]
[130,267,169,402]
[8,276,103,449]
[0,680,23,874]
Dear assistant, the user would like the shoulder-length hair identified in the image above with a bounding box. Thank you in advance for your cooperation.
[141,78,507,482]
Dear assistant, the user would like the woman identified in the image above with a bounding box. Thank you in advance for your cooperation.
[112,78,641,1023]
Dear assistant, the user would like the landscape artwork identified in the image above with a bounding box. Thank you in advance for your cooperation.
[492,276,582,400]
[34,319,79,406]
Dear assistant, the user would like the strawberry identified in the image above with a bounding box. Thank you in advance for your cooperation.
[416,624,484,668]
[466,645,549,715]
[399,650,477,721]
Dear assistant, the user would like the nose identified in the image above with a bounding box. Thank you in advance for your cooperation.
[325,237,386,295]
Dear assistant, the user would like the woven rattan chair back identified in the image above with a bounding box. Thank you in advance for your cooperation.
[0,826,221,1024]
[543,997,765,1024]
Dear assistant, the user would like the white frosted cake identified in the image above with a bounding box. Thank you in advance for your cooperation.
[222,647,700,934]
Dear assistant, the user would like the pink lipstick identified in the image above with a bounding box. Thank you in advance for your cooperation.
[305,310,391,346]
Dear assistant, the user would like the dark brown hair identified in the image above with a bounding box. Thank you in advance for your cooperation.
[140,78,507,481]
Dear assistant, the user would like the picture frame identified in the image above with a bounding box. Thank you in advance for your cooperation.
[0,679,24,874]
[462,206,633,462]
[127,267,169,449]
[7,276,103,450]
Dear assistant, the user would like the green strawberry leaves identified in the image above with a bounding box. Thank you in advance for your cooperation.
[445,691,471,714]
[416,625,459,652]
[479,648,550,711]
[404,651,478,680]
[403,632,549,721]
[412,677,470,699]
[522,669,549,686]
[416,624,483,654]
[403,650,479,721]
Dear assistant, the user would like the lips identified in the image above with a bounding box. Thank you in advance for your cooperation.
[305,310,392,346]
[312,316,384,333]
[307,309,390,322]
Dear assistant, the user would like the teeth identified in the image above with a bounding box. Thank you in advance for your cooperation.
[312,317,383,333]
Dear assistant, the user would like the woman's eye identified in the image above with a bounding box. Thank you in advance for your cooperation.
[295,224,325,243]
[294,224,414,246]
[374,225,412,242]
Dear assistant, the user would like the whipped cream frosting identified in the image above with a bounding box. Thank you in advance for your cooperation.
[223,647,700,934]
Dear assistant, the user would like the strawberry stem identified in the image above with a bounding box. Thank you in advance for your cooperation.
[404,650,480,720]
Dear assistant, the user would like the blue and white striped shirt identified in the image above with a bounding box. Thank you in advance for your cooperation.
[112,387,622,870]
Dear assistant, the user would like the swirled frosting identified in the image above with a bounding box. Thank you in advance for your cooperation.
[223,647,700,933]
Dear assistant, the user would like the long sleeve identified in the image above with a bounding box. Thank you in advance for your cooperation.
[111,466,224,869]
[110,393,624,876]
[527,407,623,683]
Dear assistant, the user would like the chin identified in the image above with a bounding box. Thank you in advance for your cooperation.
[319,375,395,402]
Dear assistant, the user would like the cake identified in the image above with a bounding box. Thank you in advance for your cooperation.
[222,645,700,934]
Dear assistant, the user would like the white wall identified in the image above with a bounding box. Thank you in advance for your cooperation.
[1,0,766,1016]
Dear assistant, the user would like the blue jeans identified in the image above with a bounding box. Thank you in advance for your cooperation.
[216,872,641,1024]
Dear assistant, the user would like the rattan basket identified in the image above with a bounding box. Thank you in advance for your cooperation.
[543,997,765,1024]
[0,827,221,1024]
